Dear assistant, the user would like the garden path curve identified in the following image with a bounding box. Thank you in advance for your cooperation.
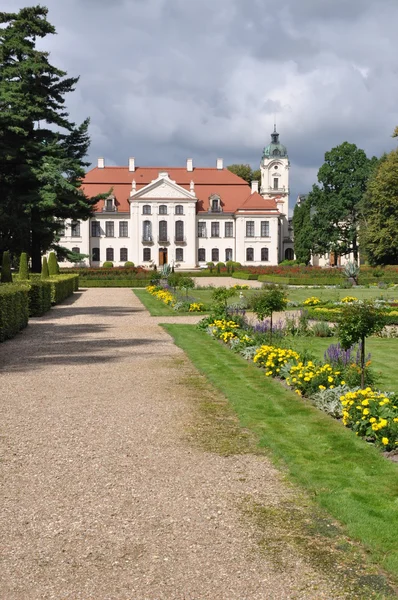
[1,288,347,600]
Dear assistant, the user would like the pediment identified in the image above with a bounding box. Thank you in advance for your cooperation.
[131,173,196,201]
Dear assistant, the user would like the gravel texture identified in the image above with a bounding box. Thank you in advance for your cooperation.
[1,288,346,599]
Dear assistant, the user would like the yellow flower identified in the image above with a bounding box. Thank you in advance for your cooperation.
[319,385,326,390]
[382,437,389,446]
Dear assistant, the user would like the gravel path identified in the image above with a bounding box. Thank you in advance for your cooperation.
[1,288,346,600]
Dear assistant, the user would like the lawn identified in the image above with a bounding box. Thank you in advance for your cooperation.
[164,324,398,582]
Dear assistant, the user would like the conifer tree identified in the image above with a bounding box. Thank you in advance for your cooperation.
[19,252,29,280]
[1,251,13,283]
[41,256,49,279]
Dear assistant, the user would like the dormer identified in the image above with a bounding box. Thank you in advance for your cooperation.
[209,193,222,213]
[103,195,117,212]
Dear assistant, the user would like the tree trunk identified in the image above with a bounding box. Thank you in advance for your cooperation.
[360,335,365,389]
[353,236,359,264]
[30,229,42,273]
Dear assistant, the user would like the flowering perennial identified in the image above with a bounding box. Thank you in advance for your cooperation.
[341,296,358,303]
[340,388,398,451]
[253,346,300,376]
[189,302,204,312]
[303,296,321,306]
[146,285,175,306]
[286,362,345,396]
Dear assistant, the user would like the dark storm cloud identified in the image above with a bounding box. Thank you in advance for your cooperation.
[3,0,398,207]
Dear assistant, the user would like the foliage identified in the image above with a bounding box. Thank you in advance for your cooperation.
[178,276,195,296]
[102,261,114,268]
[0,7,104,271]
[343,261,360,283]
[292,195,313,264]
[308,142,377,263]
[41,256,49,279]
[303,296,321,306]
[310,322,334,337]
[48,251,59,276]
[249,285,287,341]
[18,252,29,280]
[59,266,149,280]
[253,346,300,375]
[206,261,214,273]
[64,249,89,264]
[211,286,237,312]
[310,385,346,418]
[0,283,29,341]
[49,274,79,304]
[226,164,260,185]
[360,137,398,265]
[1,250,12,283]
[341,389,398,451]
[124,261,134,267]
[27,280,52,316]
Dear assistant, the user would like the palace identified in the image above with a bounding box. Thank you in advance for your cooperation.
[60,129,294,268]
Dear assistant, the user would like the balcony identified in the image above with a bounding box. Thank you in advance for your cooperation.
[174,236,186,245]
[142,236,154,244]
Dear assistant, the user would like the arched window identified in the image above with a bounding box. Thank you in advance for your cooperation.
[120,248,128,262]
[159,220,168,242]
[246,248,254,262]
[143,205,151,215]
[175,205,184,215]
[198,248,206,262]
[176,248,184,262]
[261,247,269,261]
[72,247,80,254]
[106,248,114,261]
[225,248,232,262]
[143,220,152,241]
[285,248,294,261]
[212,248,219,262]
[92,247,100,262]
[159,205,167,215]
[175,220,184,242]
[143,248,151,261]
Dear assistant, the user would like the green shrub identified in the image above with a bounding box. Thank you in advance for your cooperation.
[79,279,147,287]
[206,261,214,273]
[124,261,135,267]
[103,261,114,268]
[19,252,29,280]
[41,256,49,279]
[1,251,12,283]
[216,262,224,274]
[49,275,79,304]
[232,272,258,280]
[0,284,29,341]
[48,251,59,276]
[258,274,290,284]
[28,280,52,316]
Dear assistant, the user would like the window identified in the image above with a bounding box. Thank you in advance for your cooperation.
[211,222,220,237]
[159,205,167,215]
[105,221,114,237]
[143,220,152,241]
[285,248,294,261]
[143,248,151,261]
[273,178,279,190]
[106,248,114,261]
[92,247,100,262]
[261,221,270,237]
[198,222,206,238]
[210,195,221,212]
[225,222,233,237]
[105,198,114,211]
[211,248,219,262]
[246,221,255,237]
[198,248,206,262]
[71,221,80,237]
[159,220,168,242]
[225,248,233,262]
[175,220,184,242]
[120,248,128,262]
[119,221,128,237]
[175,205,184,215]
[59,221,65,236]
[143,205,151,215]
[72,247,80,254]
[176,248,184,262]
[246,248,254,261]
[91,221,101,237]
[261,247,269,261]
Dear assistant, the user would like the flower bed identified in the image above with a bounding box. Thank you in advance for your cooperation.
[146,285,204,313]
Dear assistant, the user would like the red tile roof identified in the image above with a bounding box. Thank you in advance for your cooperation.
[82,166,281,215]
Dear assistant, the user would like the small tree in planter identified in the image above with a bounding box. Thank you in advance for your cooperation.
[249,285,287,342]
[206,261,214,273]
[211,286,237,315]
[338,300,385,388]
[19,252,29,279]
[0,251,12,283]
[178,276,195,298]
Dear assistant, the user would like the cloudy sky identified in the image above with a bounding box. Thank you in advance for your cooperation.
[4,0,398,209]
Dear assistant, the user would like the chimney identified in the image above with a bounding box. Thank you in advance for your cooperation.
[97,157,105,169]
[216,158,223,170]
[251,180,259,193]
[187,158,193,172]
[129,157,135,172]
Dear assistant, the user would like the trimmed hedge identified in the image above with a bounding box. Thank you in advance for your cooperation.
[80,279,148,288]
[232,272,258,280]
[0,284,29,342]
[258,275,290,284]
[306,307,398,325]
[28,280,52,316]
[49,274,79,304]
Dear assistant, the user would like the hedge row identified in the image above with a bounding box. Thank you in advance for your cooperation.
[49,274,79,304]
[306,307,398,325]
[80,279,148,288]
[232,272,259,281]
[0,284,29,342]
[28,281,52,316]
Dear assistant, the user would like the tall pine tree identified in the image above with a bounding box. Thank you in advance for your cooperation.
[0,6,99,271]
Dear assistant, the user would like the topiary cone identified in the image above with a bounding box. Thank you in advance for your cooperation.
[48,251,58,276]
[19,252,29,280]
[1,251,13,283]
[41,256,49,279]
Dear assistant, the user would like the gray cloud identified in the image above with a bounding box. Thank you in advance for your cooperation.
[2,0,398,207]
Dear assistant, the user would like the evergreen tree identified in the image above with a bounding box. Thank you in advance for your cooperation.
[292,195,313,264]
[309,143,377,263]
[48,251,58,276]
[227,164,261,185]
[0,7,101,271]
[1,251,12,283]
[360,132,398,265]
[19,252,29,279]
[41,255,49,279]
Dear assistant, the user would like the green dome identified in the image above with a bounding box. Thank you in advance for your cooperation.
[262,128,288,159]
